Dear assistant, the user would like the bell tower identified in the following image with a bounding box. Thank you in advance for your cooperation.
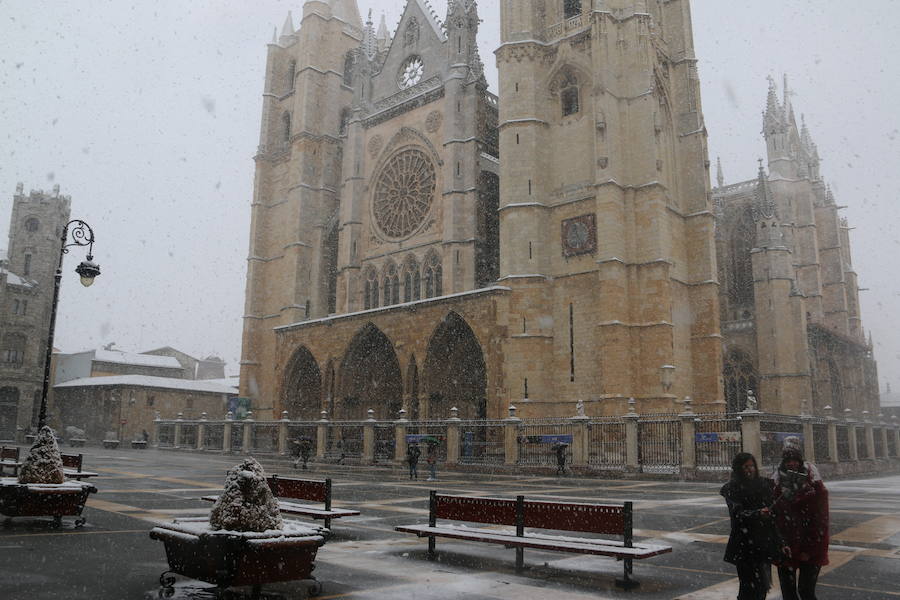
[496,0,723,413]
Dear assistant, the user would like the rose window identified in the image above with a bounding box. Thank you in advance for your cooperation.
[373,149,436,239]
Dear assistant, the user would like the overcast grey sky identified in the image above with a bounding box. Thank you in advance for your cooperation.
[1,0,898,393]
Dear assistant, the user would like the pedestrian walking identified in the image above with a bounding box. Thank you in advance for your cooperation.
[406,443,421,480]
[554,442,568,476]
[720,452,787,600]
[772,437,829,600]
[293,436,313,470]
[141,429,150,442]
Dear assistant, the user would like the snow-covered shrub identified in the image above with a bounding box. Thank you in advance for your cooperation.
[18,426,65,484]
[209,458,282,532]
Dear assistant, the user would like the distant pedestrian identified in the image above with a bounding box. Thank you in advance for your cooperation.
[425,442,438,481]
[721,452,787,600]
[294,437,313,470]
[141,429,150,442]
[772,437,829,600]
[555,443,568,476]
[407,443,421,480]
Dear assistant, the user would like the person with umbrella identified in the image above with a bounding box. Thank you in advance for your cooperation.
[424,436,440,481]
[406,442,421,480]
[553,441,569,476]
[293,436,313,470]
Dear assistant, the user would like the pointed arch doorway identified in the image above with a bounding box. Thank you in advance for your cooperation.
[423,312,487,420]
[282,346,322,420]
[337,324,403,420]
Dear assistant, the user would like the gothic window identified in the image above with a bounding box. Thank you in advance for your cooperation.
[564,0,582,20]
[424,253,442,299]
[285,59,296,93]
[383,264,400,306]
[728,208,756,307]
[323,224,339,315]
[364,267,379,310]
[402,256,420,303]
[339,108,351,136]
[24,218,39,232]
[23,253,32,276]
[476,172,500,287]
[343,52,355,86]
[281,112,291,144]
[559,70,580,117]
[723,349,759,413]
[373,149,436,239]
[404,17,419,47]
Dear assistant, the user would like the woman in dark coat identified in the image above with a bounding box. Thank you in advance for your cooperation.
[772,439,829,600]
[721,452,786,600]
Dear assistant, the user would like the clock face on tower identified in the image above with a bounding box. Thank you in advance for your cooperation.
[398,55,424,89]
[561,214,597,257]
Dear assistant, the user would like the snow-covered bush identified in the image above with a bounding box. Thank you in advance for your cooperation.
[209,458,282,532]
[18,426,65,484]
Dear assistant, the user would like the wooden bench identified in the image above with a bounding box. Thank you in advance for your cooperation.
[395,493,672,589]
[60,453,99,480]
[203,475,360,529]
[0,446,20,476]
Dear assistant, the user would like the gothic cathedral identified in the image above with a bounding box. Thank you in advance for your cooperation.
[240,0,876,421]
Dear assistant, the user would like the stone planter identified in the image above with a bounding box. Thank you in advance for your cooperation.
[131,440,148,449]
[102,440,120,449]
[0,477,97,527]
[150,519,326,594]
[69,439,86,448]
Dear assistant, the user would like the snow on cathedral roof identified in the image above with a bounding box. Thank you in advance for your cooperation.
[91,349,182,369]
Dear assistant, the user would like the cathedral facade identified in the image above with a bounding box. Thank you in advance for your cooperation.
[240,0,724,421]
[714,78,880,416]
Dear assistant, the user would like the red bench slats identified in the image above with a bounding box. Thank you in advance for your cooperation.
[435,495,517,526]
[1,447,19,461]
[267,476,327,503]
[523,500,624,535]
[61,454,83,471]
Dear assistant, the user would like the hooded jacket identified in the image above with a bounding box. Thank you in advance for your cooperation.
[772,461,830,567]
[721,457,784,564]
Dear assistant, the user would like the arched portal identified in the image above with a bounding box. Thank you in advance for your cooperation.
[723,349,759,413]
[338,324,403,420]
[282,346,322,420]
[423,313,487,420]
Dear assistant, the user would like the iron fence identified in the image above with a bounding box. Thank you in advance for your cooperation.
[205,423,224,451]
[836,425,850,461]
[888,430,898,458]
[855,426,867,459]
[457,421,505,465]
[587,419,626,470]
[158,423,174,448]
[874,428,885,459]
[251,423,279,453]
[180,423,197,448]
[638,416,681,474]
[406,422,448,463]
[694,415,742,471]
[812,422,830,463]
[374,424,395,462]
[760,415,803,470]
[231,422,245,452]
[326,423,364,461]
[517,420,575,467]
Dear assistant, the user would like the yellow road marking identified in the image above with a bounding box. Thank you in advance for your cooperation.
[832,515,900,544]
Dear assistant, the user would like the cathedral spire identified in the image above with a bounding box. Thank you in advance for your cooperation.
[281,11,294,37]
[763,75,785,133]
[753,159,776,221]
[377,12,389,44]
[361,9,376,59]
[716,156,725,188]
[329,0,363,29]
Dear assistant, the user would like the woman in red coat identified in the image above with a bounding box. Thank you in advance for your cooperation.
[772,438,829,600]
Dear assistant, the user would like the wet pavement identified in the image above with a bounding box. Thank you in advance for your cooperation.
[1,447,898,599]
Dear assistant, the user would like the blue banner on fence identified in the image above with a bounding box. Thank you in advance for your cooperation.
[406,434,445,444]
[761,432,803,443]
[519,434,573,445]
[695,431,741,443]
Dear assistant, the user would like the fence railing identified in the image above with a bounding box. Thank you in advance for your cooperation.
[153,410,900,476]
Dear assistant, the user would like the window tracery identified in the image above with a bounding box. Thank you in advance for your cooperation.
[728,208,756,307]
[364,268,379,310]
[383,263,400,306]
[564,0,582,19]
[723,350,759,413]
[373,149,436,239]
[404,17,419,47]
[424,252,442,299]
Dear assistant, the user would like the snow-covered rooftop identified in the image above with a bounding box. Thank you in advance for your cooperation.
[0,265,34,288]
[55,375,238,395]
[92,349,182,369]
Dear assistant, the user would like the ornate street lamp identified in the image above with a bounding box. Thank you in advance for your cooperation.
[37,219,100,429]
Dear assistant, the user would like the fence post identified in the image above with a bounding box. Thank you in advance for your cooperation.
[824,406,838,464]
[624,398,639,473]
[739,408,762,460]
[893,416,900,459]
[845,410,859,462]
[504,405,521,465]
[153,413,161,446]
[395,409,408,463]
[316,411,328,459]
[570,415,589,467]
[173,413,183,449]
[879,415,890,459]
[801,414,815,464]
[242,412,253,454]
[446,407,461,466]
[278,411,289,455]
[197,413,207,450]
[223,411,233,454]
[863,411,876,461]
[679,398,696,478]
[363,409,376,464]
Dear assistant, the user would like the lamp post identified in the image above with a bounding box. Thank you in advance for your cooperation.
[37,219,100,429]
